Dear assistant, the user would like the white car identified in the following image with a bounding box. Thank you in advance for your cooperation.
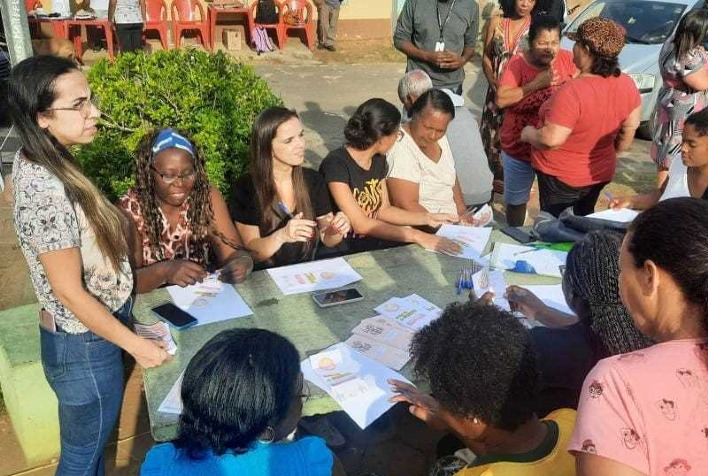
[561,0,705,137]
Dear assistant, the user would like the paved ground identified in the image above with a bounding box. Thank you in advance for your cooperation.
[0,38,655,476]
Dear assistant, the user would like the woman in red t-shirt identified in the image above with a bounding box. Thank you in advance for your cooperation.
[521,17,642,217]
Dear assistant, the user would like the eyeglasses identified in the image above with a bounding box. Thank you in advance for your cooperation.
[47,96,100,118]
[151,166,197,184]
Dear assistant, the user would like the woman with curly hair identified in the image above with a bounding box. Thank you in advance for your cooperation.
[521,17,642,217]
[118,128,253,293]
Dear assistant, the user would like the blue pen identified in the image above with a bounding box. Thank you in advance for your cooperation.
[278,201,294,219]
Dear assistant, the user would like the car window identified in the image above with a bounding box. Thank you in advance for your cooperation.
[565,0,687,44]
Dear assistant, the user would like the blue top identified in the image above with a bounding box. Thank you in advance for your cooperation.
[140,436,333,476]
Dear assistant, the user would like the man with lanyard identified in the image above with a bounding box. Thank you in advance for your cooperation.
[394,0,479,94]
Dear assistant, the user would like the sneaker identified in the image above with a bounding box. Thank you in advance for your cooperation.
[298,415,346,449]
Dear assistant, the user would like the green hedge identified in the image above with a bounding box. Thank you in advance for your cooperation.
[77,49,282,201]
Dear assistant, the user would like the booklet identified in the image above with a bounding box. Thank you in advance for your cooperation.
[267,258,362,295]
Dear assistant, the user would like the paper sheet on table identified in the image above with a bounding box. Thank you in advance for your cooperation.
[302,343,412,429]
[490,243,567,278]
[157,371,184,415]
[586,208,639,223]
[167,275,253,326]
[471,268,510,311]
[345,333,410,370]
[520,284,575,316]
[374,294,442,331]
[351,316,415,351]
[267,258,362,295]
[435,224,492,260]
[471,204,494,227]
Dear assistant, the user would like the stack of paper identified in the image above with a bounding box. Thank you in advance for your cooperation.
[302,343,413,429]
[134,321,178,355]
[267,258,362,295]
[490,243,567,278]
[435,224,492,260]
[167,273,253,326]
[373,293,442,331]
[346,315,415,370]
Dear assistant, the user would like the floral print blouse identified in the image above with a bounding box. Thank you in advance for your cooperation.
[12,152,133,334]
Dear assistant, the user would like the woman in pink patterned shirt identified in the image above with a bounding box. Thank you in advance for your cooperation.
[570,197,708,476]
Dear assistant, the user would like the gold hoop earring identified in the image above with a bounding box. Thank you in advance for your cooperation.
[259,426,276,443]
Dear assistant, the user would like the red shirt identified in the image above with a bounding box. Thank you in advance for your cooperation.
[531,74,641,187]
[499,50,577,161]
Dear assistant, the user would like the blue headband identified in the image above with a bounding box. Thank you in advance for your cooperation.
[151,128,195,158]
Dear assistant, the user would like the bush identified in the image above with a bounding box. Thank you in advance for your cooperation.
[77,49,282,201]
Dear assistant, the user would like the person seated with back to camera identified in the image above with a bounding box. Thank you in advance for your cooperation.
[228,107,350,270]
[141,328,347,475]
[397,70,494,209]
[609,108,708,211]
[118,128,253,293]
[389,300,577,476]
[501,230,653,415]
[319,98,462,255]
[386,89,475,224]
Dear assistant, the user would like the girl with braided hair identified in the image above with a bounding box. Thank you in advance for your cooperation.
[118,128,253,293]
[504,230,652,413]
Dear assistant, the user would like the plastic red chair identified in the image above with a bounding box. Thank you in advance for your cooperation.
[170,0,209,49]
[250,0,282,49]
[144,0,169,50]
[279,0,314,50]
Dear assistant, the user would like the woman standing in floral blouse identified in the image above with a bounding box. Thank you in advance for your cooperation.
[9,56,170,475]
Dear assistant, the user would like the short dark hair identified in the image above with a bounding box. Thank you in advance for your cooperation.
[627,198,708,338]
[685,108,708,136]
[174,328,301,458]
[565,231,653,358]
[411,301,539,431]
[344,98,401,150]
[409,89,455,121]
[528,14,561,43]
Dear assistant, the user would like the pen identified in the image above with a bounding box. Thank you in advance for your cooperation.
[458,206,479,223]
[278,201,294,219]
[603,191,614,202]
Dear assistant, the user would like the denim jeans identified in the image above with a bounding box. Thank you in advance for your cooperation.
[40,298,133,476]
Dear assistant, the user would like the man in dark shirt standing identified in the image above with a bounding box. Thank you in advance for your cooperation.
[394,0,479,94]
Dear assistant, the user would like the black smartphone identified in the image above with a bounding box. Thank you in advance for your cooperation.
[500,226,535,244]
[312,288,364,308]
[151,302,198,329]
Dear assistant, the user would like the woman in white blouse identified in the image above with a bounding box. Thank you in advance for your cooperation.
[386,89,472,222]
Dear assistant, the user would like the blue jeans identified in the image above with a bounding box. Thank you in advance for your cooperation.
[40,298,133,476]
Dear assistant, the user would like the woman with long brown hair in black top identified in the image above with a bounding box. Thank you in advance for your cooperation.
[229,107,351,269]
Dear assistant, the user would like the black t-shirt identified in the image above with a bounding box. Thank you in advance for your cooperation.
[319,147,403,254]
[228,168,332,269]
[319,146,388,219]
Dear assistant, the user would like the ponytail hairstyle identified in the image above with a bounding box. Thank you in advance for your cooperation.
[344,98,401,151]
[627,198,708,342]
[249,107,314,260]
[8,55,128,271]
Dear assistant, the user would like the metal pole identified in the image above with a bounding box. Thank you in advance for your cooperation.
[0,0,33,65]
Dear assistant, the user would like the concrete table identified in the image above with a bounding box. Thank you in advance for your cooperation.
[137,234,559,442]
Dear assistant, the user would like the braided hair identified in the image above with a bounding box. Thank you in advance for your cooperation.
[133,129,240,264]
[564,230,653,358]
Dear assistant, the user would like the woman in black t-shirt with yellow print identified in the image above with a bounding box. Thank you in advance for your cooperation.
[320,98,461,254]
[229,107,351,269]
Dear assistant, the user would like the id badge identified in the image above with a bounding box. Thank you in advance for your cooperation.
[435,40,445,52]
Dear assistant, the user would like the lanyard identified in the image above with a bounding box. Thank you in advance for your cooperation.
[436,0,458,41]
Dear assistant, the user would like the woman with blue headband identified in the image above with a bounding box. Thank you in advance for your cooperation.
[118,128,253,293]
